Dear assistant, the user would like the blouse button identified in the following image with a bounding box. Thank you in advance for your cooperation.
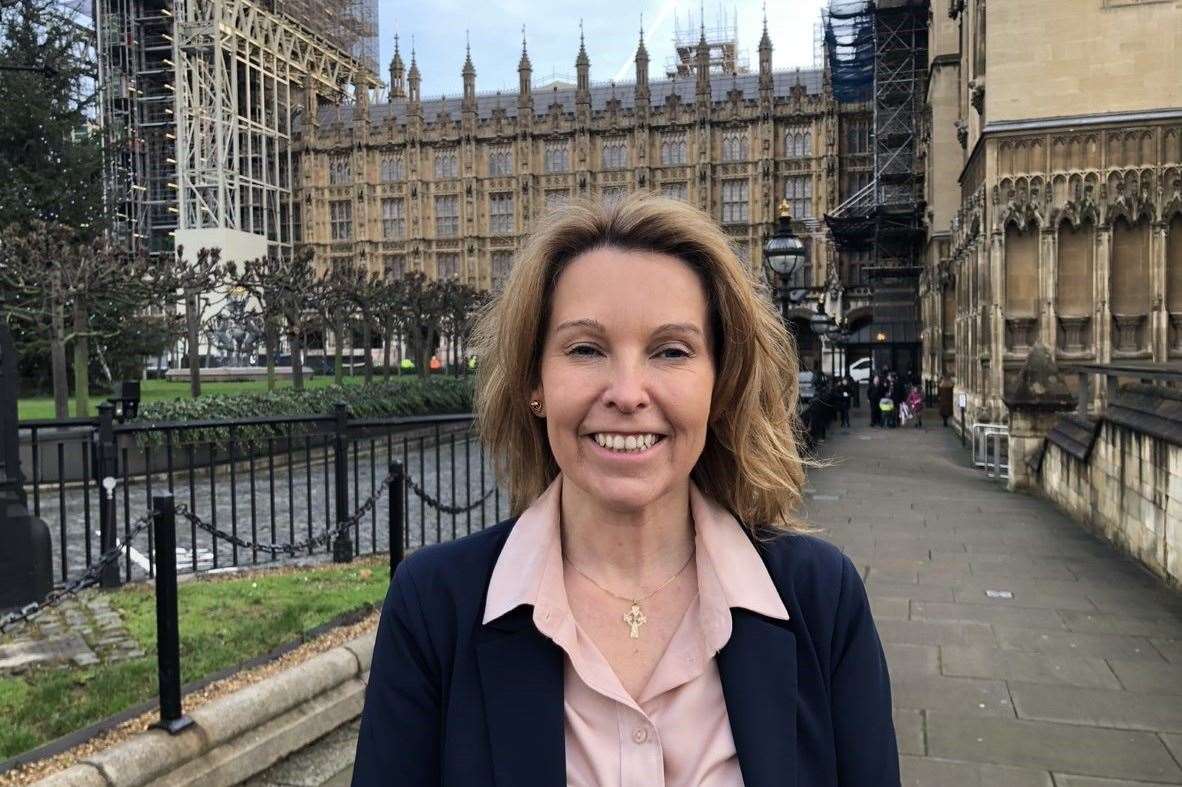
[632,727,649,744]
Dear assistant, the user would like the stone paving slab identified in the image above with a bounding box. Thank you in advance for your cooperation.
[808,414,1182,784]
[899,755,1054,787]
[940,645,1122,689]
[925,712,1182,782]
[1105,658,1182,694]
[1009,682,1182,732]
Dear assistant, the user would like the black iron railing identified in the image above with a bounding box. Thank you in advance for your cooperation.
[15,404,508,588]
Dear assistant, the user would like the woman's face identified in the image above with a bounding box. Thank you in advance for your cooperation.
[531,246,716,513]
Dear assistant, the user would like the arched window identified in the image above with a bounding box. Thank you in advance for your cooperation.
[380,156,405,182]
[721,132,748,162]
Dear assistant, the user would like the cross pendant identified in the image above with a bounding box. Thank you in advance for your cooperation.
[623,602,647,639]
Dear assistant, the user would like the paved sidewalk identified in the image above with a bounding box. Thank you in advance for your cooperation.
[810,412,1182,786]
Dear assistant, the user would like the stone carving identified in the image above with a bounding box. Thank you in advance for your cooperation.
[1111,313,1146,353]
[1056,316,1091,354]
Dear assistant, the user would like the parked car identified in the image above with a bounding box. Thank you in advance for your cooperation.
[848,357,872,384]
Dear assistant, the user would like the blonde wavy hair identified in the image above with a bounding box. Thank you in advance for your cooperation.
[468,192,819,537]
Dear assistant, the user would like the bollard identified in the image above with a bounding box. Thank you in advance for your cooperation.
[331,402,353,563]
[96,403,121,589]
[388,461,404,578]
[151,494,193,734]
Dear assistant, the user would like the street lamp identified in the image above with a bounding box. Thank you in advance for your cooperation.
[763,199,808,305]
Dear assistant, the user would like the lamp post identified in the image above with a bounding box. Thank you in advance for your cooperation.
[762,199,808,314]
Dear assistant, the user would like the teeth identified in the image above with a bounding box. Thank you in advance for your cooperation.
[593,433,661,453]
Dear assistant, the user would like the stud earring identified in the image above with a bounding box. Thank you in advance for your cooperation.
[529,399,544,415]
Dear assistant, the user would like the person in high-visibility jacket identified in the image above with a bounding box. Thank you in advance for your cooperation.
[467,355,477,370]
[399,358,415,375]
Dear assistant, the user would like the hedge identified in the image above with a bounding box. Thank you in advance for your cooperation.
[129,376,475,449]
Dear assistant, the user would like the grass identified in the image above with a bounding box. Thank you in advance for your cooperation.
[16,373,435,421]
[0,557,391,760]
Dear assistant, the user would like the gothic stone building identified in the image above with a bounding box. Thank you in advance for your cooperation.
[922,0,1182,423]
[293,24,875,369]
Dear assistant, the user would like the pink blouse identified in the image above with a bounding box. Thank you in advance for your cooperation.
[482,474,790,787]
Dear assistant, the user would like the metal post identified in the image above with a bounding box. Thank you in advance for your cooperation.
[96,402,120,589]
[332,402,353,563]
[959,404,966,447]
[151,494,193,734]
[388,460,404,577]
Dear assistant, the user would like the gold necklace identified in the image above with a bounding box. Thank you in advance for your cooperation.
[563,549,696,639]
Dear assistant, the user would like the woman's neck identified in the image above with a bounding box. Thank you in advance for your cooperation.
[558,476,695,592]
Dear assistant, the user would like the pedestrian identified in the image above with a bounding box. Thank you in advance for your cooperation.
[845,371,859,409]
[937,374,954,427]
[353,193,899,787]
[905,385,924,428]
[837,376,851,428]
[889,373,905,429]
[868,374,882,428]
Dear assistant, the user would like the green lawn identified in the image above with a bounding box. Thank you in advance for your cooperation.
[0,558,390,759]
[17,373,429,421]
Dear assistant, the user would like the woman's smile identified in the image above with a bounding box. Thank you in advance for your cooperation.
[584,433,668,462]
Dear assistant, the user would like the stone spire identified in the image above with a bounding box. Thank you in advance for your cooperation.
[389,33,406,99]
[758,3,773,96]
[518,26,533,111]
[462,32,476,110]
[575,20,590,101]
[407,39,421,114]
[634,16,650,103]
[695,12,710,100]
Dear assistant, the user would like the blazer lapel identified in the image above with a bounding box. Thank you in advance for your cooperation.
[476,606,566,787]
[717,609,799,787]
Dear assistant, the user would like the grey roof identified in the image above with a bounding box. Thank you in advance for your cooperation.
[319,69,823,126]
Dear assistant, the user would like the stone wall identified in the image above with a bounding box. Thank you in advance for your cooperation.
[1039,386,1182,588]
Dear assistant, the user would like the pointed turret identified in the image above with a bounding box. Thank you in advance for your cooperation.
[462,33,476,111]
[518,27,533,112]
[634,17,649,103]
[389,33,405,99]
[759,6,773,94]
[695,14,710,100]
[407,41,421,115]
[575,20,590,102]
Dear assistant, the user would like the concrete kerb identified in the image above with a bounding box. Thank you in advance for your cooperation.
[33,630,378,787]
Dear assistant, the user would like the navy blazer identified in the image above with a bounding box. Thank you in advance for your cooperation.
[353,518,900,786]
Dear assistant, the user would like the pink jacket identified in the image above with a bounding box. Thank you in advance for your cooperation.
[905,390,923,411]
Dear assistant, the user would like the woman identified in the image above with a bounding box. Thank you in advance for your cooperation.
[905,385,924,429]
[352,194,899,786]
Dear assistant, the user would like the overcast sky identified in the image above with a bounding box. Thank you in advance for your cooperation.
[377,0,829,99]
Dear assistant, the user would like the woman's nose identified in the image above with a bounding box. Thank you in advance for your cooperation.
[601,361,650,412]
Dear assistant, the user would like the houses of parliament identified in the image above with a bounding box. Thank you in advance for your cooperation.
[294,16,876,367]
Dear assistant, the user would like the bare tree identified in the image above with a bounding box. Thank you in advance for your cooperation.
[224,255,285,392]
[0,220,167,417]
[391,271,447,380]
[153,245,224,398]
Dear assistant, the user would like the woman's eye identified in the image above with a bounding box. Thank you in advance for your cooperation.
[567,345,690,359]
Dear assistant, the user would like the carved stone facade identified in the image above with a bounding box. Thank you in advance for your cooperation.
[293,24,873,347]
[922,0,1182,424]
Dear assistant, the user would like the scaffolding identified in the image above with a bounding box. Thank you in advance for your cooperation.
[823,0,929,359]
[665,8,749,79]
[97,0,378,260]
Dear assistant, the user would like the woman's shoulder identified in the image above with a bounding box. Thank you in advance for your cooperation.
[748,529,863,627]
[394,518,517,592]
[752,529,851,586]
